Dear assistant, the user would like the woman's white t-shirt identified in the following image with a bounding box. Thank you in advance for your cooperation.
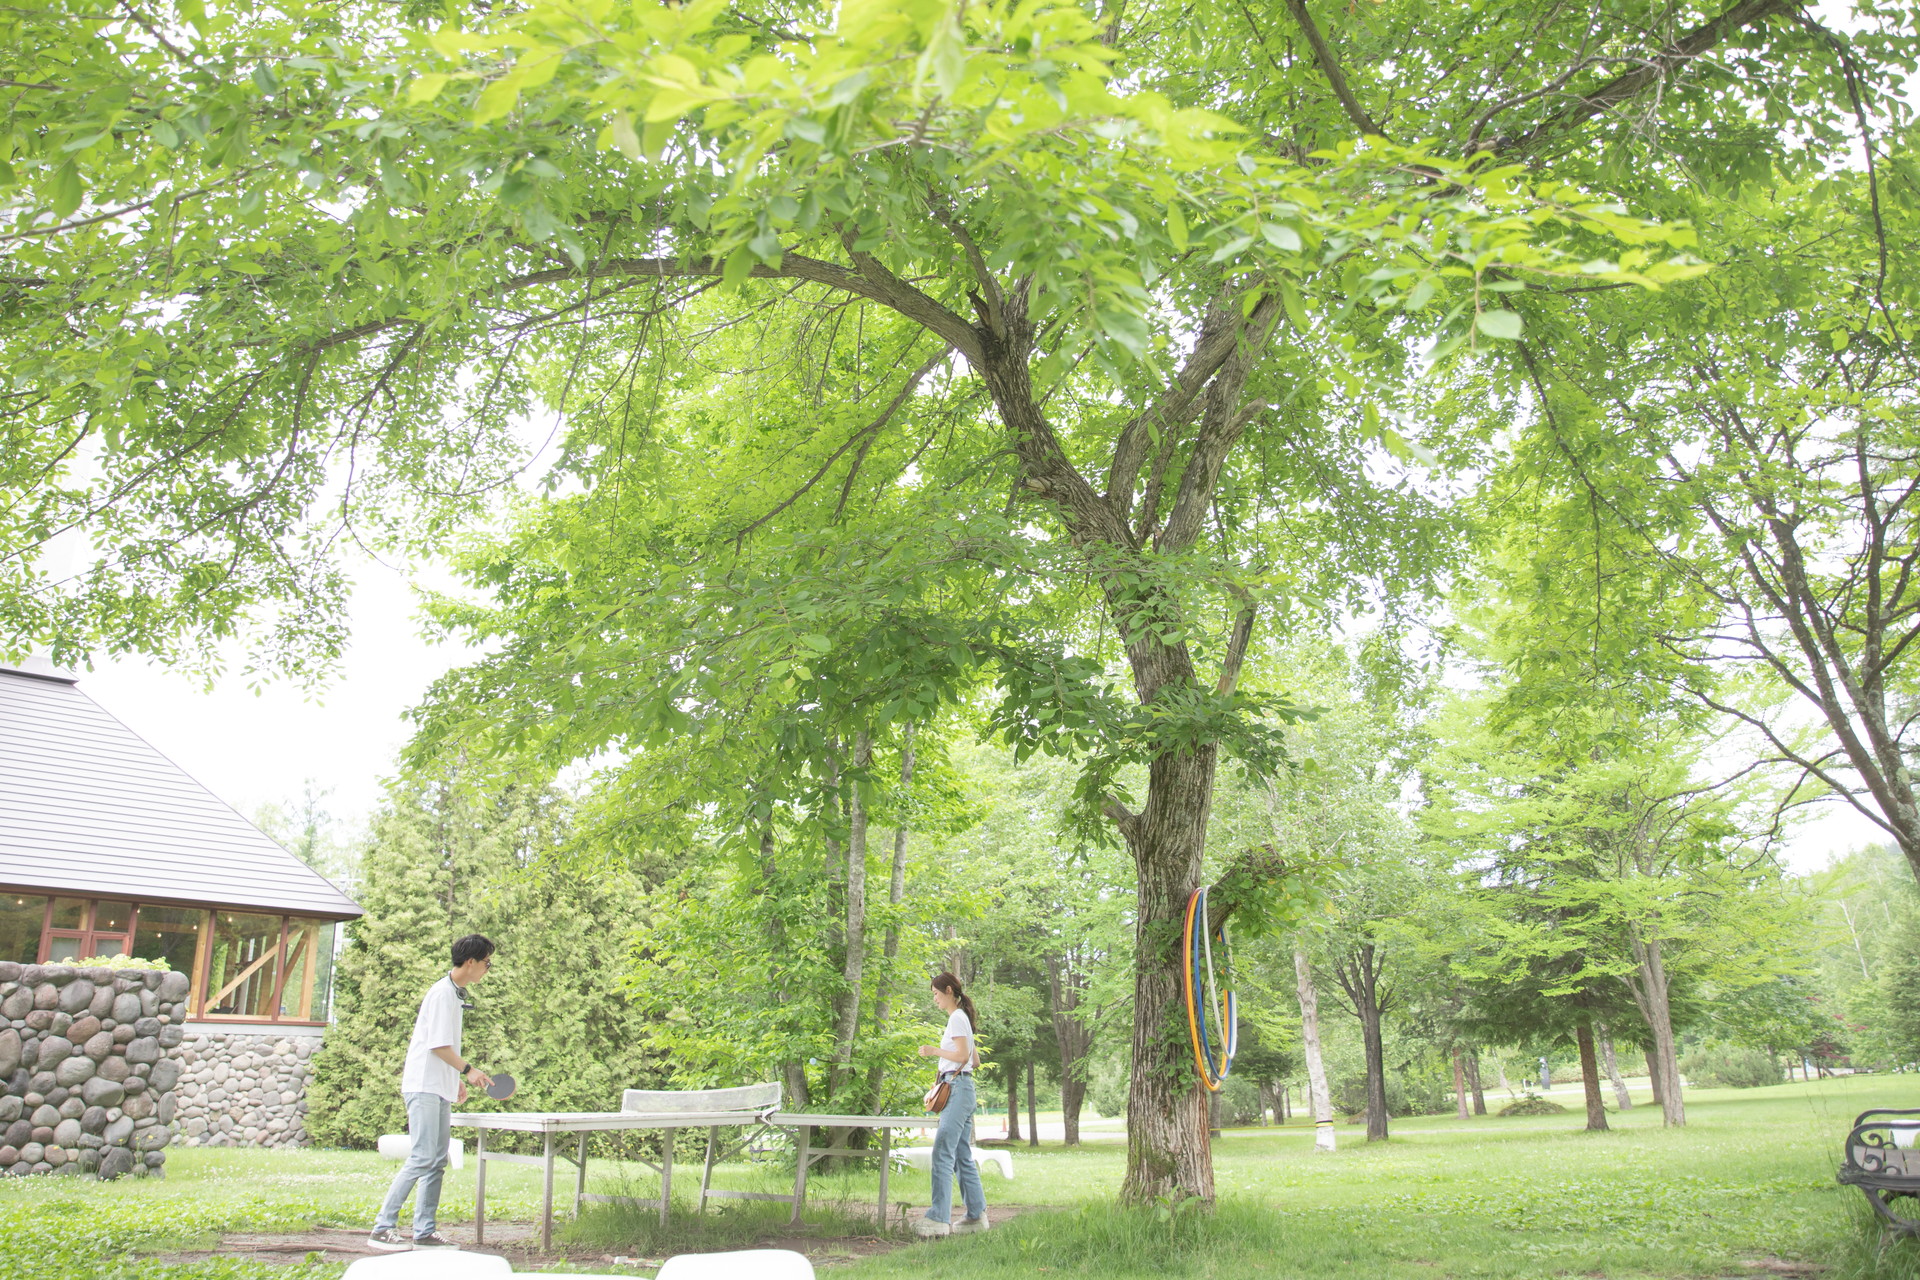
[941,1008,977,1074]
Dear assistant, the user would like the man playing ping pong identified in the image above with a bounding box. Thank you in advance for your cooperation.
[368,934,497,1251]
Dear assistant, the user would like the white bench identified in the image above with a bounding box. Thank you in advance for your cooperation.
[891,1144,1014,1180]
[342,1248,813,1278]
[375,1134,465,1170]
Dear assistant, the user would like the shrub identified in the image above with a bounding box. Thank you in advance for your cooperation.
[1679,1043,1781,1089]
[1498,1094,1568,1116]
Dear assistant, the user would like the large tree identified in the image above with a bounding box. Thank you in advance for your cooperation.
[3,0,1845,1200]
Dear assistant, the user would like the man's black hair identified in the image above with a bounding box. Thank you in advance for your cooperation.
[452,934,496,968]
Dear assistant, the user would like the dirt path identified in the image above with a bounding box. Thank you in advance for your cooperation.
[150,1206,1045,1272]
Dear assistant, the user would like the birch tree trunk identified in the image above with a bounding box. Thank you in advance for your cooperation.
[1293,945,1336,1152]
[1625,928,1685,1126]
[1452,1049,1470,1121]
[862,727,915,1113]
[1597,1024,1633,1110]
[826,730,872,1105]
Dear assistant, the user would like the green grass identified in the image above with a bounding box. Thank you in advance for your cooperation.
[2,1075,1918,1278]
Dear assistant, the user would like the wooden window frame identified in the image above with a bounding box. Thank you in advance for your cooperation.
[9,891,332,1028]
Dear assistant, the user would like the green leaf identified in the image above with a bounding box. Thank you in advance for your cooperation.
[1261,222,1302,251]
[473,76,521,125]
[50,160,83,218]
[722,244,756,289]
[1167,201,1188,252]
[407,73,451,105]
[1278,281,1309,333]
[1475,308,1523,340]
[609,113,642,161]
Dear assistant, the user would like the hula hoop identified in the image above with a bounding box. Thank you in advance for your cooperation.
[1182,886,1238,1091]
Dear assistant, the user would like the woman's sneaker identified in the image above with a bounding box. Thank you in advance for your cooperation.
[911,1216,951,1238]
[952,1215,991,1234]
[411,1233,459,1250]
[365,1229,410,1251]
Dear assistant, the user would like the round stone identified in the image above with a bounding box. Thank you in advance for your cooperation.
[134,1126,169,1151]
[80,1106,106,1134]
[112,1024,135,1044]
[125,1037,159,1065]
[0,962,18,983]
[0,990,29,1021]
[0,1029,18,1077]
[156,1094,176,1125]
[132,1017,161,1039]
[53,1056,94,1088]
[121,1093,153,1121]
[55,980,94,1014]
[157,971,189,1003]
[83,1031,113,1061]
[111,993,141,1024]
[0,1096,18,1124]
[51,1119,80,1147]
[98,1056,129,1083]
[66,1016,100,1044]
[0,1146,15,1166]
[31,985,58,1011]
[18,1142,43,1164]
[48,1012,72,1036]
[97,1146,134,1179]
[87,986,114,1019]
[29,1104,59,1128]
[157,1025,183,1049]
[56,1098,82,1120]
[28,1072,54,1095]
[103,1115,133,1146]
[35,1037,72,1072]
[1,1119,29,1148]
[80,1077,123,1108]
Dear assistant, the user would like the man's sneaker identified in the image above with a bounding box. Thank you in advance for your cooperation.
[952,1215,991,1234]
[366,1229,411,1252]
[411,1233,459,1250]
[911,1216,951,1238]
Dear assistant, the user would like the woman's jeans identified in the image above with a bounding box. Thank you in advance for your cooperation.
[375,1092,452,1236]
[927,1074,987,1224]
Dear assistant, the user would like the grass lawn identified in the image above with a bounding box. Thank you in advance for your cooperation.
[1,1074,1915,1279]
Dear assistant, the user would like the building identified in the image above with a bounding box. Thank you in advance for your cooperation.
[0,656,362,1146]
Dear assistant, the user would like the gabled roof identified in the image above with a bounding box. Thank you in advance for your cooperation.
[0,663,361,920]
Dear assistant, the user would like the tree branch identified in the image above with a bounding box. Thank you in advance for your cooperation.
[1278,0,1384,137]
[1488,0,1793,158]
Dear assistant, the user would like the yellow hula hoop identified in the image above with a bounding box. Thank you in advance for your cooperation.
[1183,888,1214,1088]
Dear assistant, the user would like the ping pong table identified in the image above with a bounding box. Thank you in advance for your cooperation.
[450,1084,938,1250]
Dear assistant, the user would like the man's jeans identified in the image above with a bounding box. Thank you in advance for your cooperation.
[926,1074,987,1225]
[375,1092,452,1237]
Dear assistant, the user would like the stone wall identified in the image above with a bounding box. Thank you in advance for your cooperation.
[170,1030,316,1148]
[0,962,188,1179]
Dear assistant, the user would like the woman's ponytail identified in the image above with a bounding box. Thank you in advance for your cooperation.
[932,971,980,1035]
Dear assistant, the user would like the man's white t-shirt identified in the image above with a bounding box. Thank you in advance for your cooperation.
[400,975,465,1101]
[941,1008,977,1074]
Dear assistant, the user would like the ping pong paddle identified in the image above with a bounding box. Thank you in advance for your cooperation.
[484,1072,516,1101]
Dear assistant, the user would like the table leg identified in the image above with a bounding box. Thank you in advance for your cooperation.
[474,1128,487,1247]
[541,1132,556,1254]
[574,1132,588,1218]
[790,1124,809,1227]
[660,1128,675,1227]
[700,1126,719,1215]
[878,1128,891,1230]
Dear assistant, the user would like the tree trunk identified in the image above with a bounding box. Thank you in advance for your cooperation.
[1006,1061,1021,1142]
[826,731,872,1105]
[1496,1059,1510,1090]
[1575,1022,1608,1131]
[1331,943,1390,1142]
[1452,1048,1470,1120]
[1645,1047,1664,1106]
[1208,1087,1222,1138]
[862,727,916,1112]
[1359,992,1388,1141]
[1597,1024,1633,1110]
[1046,952,1093,1147]
[1625,928,1685,1126]
[1293,945,1336,1152]
[1465,1052,1486,1115]
[1115,745,1219,1202]
[1027,1058,1039,1147]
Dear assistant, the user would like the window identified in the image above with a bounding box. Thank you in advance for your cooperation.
[132,905,206,1010]
[205,911,284,1019]
[0,889,339,1023]
[0,895,46,965]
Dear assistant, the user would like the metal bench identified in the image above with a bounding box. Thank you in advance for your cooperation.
[1838,1107,1920,1237]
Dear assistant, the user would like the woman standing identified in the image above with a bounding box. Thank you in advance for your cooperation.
[913,971,989,1237]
